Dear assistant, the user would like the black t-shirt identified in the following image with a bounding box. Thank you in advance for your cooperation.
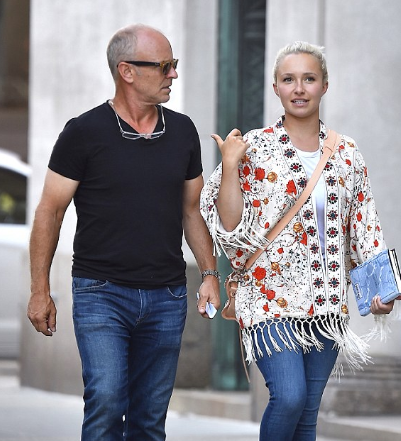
[49,102,202,288]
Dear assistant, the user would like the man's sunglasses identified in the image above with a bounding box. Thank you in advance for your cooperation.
[119,59,179,75]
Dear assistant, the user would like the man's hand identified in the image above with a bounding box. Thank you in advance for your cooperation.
[197,276,220,319]
[27,293,57,336]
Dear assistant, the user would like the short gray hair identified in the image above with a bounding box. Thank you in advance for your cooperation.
[106,24,146,80]
[272,41,328,85]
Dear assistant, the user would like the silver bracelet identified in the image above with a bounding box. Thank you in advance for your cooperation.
[201,269,221,282]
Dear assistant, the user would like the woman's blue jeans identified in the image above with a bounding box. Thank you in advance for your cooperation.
[254,320,339,441]
[72,277,187,441]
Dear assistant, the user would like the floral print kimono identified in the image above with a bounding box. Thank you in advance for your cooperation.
[200,116,385,373]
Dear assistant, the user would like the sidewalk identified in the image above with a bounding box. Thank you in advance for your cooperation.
[0,360,400,441]
[0,374,261,441]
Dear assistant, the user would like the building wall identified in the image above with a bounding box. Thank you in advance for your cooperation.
[22,0,218,393]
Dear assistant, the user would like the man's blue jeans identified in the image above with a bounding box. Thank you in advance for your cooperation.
[72,277,187,441]
[254,320,339,441]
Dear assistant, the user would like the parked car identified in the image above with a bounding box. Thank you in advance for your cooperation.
[0,148,30,358]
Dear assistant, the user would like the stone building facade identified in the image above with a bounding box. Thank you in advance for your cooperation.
[17,0,401,419]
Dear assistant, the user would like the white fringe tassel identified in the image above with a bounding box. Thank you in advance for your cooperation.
[242,314,371,378]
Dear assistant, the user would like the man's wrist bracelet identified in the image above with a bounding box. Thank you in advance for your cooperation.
[201,269,221,282]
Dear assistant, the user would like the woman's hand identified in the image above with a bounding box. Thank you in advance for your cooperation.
[370,295,400,314]
[213,129,249,231]
[211,128,249,166]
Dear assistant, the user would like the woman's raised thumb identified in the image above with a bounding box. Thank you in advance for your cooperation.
[211,133,223,148]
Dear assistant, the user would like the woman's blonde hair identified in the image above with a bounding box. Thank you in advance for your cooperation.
[272,41,328,85]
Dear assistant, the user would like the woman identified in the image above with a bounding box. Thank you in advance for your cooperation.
[200,41,397,441]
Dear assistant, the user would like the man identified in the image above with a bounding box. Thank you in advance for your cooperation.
[27,24,220,440]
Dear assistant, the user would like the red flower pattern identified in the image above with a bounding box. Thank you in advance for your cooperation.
[255,168,265,181]
[252,266,266,280]
[286,180,297,196]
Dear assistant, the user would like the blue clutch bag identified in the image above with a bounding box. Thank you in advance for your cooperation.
[350,249,401,316]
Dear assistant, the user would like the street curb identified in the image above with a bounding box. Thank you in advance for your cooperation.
[170,389,251,421]
[317,413,401,441]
